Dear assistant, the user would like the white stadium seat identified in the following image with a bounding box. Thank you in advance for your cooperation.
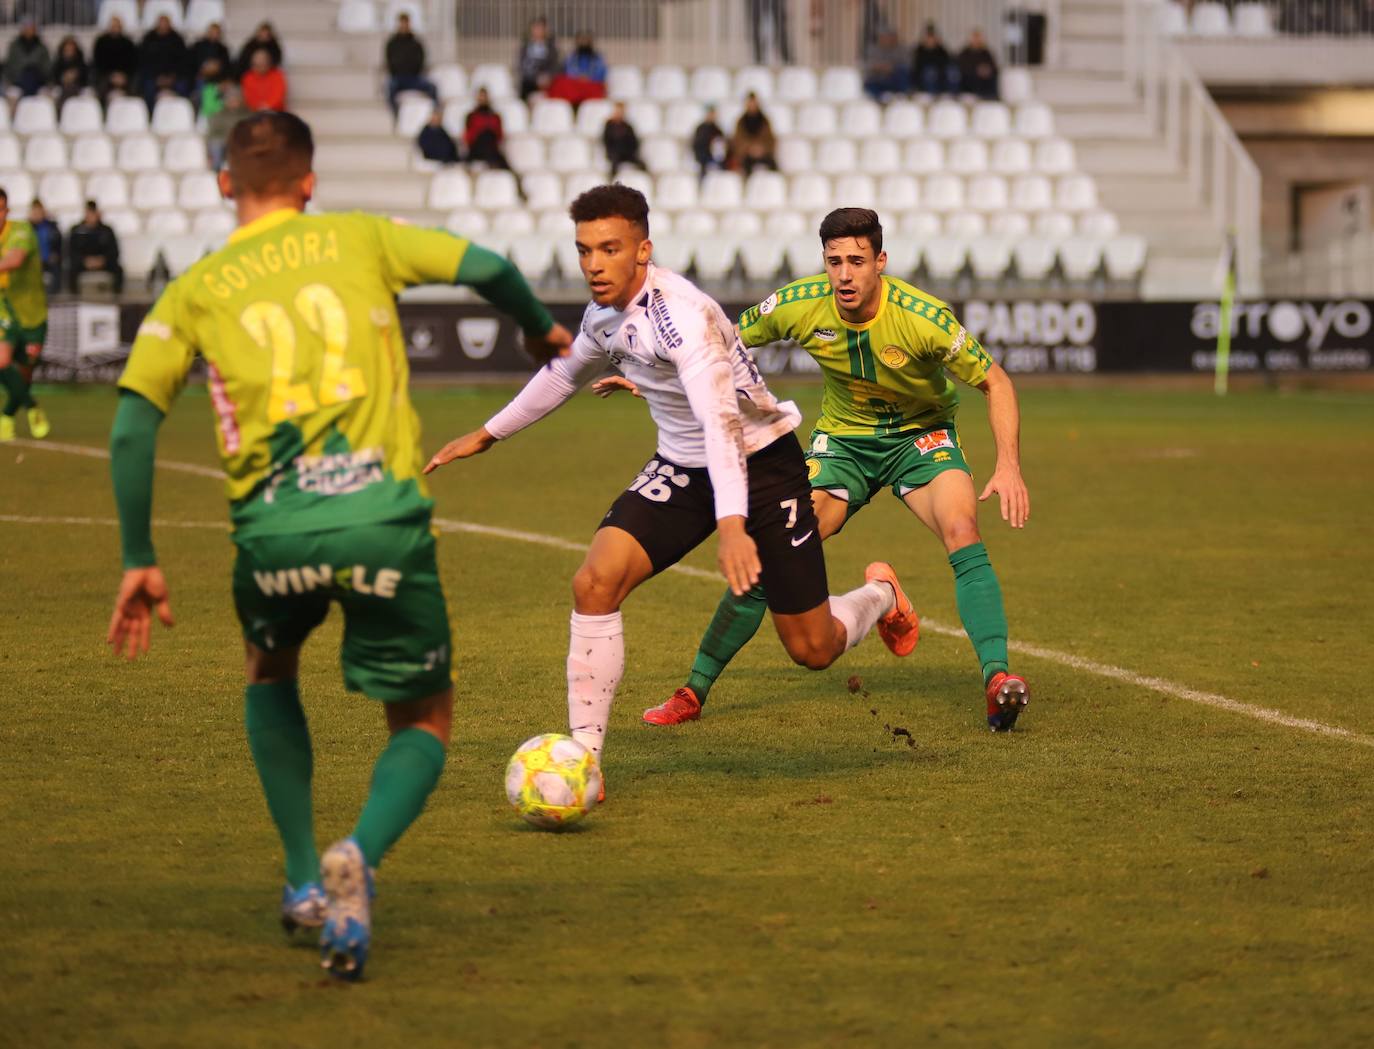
[0,135,18,169]
[24,134,67,171]
[132,172,176,211]
[507,237,556,281]
[734,66,774,102]
[396,96,434,138]
[970,102,1012,139]
[624,100,662,137]
[882,101,924,138]
[795,102,837,140]
[693,237,738,281]
[493,208,535,236]
[948,139,989,174]
[97,0,138,30]
[446,208,490,237]
[859,139,901,175]
[1079,210,1121,238]
[105,96,149,137]
[644,137,686,175]
[429,169,472,210]
[1160,2,1189,34]
[722,211,763,237]
[663,101,703,138]
[789,173,831,212]
[470,64,515,101]
[38,172,83,213]
[991,138,1033,175]
[1015,102,1055,139]
[1001,68,1034,105]
[834,174,876,207]
[178,172,221,210]
[776,139,814,175]
[1058,237,1104,281]
[923,238,968,281]
[926,100,967,139]
[606,65,643,100]
[945,211,987,238]
[690,66,732,102]
[1056,175,1099,212]
[523,172,562,212]
[776,66,818,104]
[0,103,9,132]
[699,170,743,212]
[646,234,690,273]
[1233,3,1274,36]
[59,96,103,136]
[86,171,130,210]
[574,99,615,137]
[104,208,142,236]
[530,99,574,137]
[1104,235,1148,281]
[504,136,546,173]
[0,173,33,210]
[675,209,715,236]
[1035,137,1077,175]
[968,237,1013,281]
[71,134,115,173]
[118,134,162,171]
[1191,2,1232,35]
[764,102,794,137]
[13,96,56,135]
[431,64,466,101]
[337,0,379,32]
[547,138,593,174]
[151,96,195,136]
[615,168,655,203]
[989,211,1031,239]
[764,211,806,238]
[656,173,699,212]
[646,65,689,103]
[141,0,183,30]
[923,173,964,212]
[161,234,207,274]
[164,134,208,173]
[120,235,161,282]
[1013,237,1057,280]
[1011,174,1054,212]
[495,100,529,135]
[883,239,920,278]
[740,239,785,282]
[815,140,858,176]
[904,140,945,176]
[192,208,236,239]
[1034,210,1077,239]
[819,66,863,103]
[536,209,568,235]
[839,101,882,139]
[967,174,1009,212]
[744,170,788,211]
[879,174,920,212]
[146,209,191,236]
[185,0,226,36]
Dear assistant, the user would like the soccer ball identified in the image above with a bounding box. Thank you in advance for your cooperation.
[504,733,602,829]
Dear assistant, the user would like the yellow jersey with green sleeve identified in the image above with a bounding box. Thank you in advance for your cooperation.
[0,220,48,327]
[118,209,469,539]
[737,274,993,436]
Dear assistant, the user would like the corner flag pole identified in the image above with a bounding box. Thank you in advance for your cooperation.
[1215,232,1237,396]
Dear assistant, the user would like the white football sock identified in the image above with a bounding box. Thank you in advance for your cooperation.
[829,581,896,652]
[567,611,624,762]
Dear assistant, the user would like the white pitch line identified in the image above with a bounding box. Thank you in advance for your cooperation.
[9,439,1374,749]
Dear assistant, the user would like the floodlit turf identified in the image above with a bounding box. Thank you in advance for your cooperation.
[2,382,1373,1048]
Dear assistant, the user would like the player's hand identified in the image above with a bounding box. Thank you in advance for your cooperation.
[106,567,175,661]
[525,323,574,364]
[424,427,496,474]
[716,517,761,596]
[979,465,1030,528]
[592,375,642,399]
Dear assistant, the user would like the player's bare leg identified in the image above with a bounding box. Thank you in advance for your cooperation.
[903,470,1027,730]
[771,559,915,669]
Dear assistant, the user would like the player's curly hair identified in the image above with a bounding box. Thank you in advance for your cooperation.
[819,207,883,255]
[226,111,314,198]
[568,183,650,239]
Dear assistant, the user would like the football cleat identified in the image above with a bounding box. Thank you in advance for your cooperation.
[642,686,703,726]
[25,406,49,439]
[864,562,920,657]
[0,415,13,442]
[319,838,373,981]
[986,672,1030,732]
[280,881,326,935]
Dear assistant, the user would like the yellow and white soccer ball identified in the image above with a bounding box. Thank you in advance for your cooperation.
[504,733,602,829]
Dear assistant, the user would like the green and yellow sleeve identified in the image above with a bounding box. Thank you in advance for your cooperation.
[933,310,994,387]
[118,280,197,414]
[737,292,783,347]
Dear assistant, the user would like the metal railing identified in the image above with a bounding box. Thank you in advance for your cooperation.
[1124,0,1262,295]
[1171,0,1374,36]
[0,1,98,27]
[1264,230,1374,296]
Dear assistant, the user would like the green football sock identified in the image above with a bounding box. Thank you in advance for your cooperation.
[0,366,25,417]
[685,584,769,704]
[245,681,319,889]
[352,727,446,868]
[949,542,1010,686]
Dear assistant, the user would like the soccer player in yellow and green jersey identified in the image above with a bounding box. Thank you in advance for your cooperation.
[0,186,51,443]
[644,208,1033,732]
[105,112,572,980]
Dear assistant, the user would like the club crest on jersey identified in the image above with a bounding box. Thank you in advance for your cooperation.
[813,327,837,342]
[806,458,822,480]
[623,322,639,354]
[879,344,909,368]
[914,429,955,454]
[760,293,778,316]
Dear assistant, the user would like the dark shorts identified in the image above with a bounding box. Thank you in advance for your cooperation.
[231,514,453,702]
[599,432,829,615]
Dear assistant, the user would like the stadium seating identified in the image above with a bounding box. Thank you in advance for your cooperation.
[71,134,115,173]
[106,96,150,137]
[142,0,184,31]
[59,97,103,137]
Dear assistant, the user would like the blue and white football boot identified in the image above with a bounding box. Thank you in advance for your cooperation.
[280,882,326,935]
[319,837,374,981]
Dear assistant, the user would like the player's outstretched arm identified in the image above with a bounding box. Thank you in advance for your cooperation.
[424,426,496,473]
[975,363,1030,528]
[107,390,175,659]
[454,243,573,363]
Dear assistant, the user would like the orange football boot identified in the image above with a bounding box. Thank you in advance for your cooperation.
[642,686,703,725]
[985,672,1029,732]
[864,562,920,656]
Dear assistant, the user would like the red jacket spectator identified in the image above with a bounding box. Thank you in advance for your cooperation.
[463,104,503,151]
[241,58,286,111]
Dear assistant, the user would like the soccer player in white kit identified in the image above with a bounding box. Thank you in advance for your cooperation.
[425,185,919,782]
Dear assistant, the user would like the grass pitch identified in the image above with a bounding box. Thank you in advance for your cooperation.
[2,381,1373,1048]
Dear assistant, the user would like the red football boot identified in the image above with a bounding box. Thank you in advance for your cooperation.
[985,672,1030,732]
[642,686,703,726]
[864,562,920,656]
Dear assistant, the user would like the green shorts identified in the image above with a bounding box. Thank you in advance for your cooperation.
[805,424,971,518]
[0,300,45,360]
[231,514,453,702]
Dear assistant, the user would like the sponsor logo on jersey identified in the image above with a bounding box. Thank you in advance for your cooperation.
[457,317,499,360]
[760,293,778,316]
[944,326,968,362]
[254,565,402,599]
[812,327,837,342]
[294,447,385,497]
[879,344,909,368]
[806,458,822,480]
[137,319,173,341]
[648,288,684,350]
[913,429,954,454]
[933,450,952,463]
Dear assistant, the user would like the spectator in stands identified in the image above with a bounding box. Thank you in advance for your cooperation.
[957,28,999,99]
[750,0,790,63]
[241,48,287,112]
[5,20,50,97]
[516,16,559,102]
[913,22,954,95]
[463,86,524,197]
[418,108,460,165]
[51,35,87,106]
[730,93,777,176]
[863,29,909,101]
[206,82,246,169]
[93,15,138,103]
[196,58,227,117]
[67,201,122,295]
[385,13,438,114]
[547,30,606,108]
[190,22,230,78]
[138,14,191,109]
[692,105,727,180]
[27,200,61,296]
[237,21,283,78]
[602,102,646,178]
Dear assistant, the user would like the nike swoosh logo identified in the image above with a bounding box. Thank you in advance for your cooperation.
[602,329,615,337]
[791,530,814,547]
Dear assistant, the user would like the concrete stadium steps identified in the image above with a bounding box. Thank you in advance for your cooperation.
[289,69,382,106]
[230,0,347,37]
[311,175,429,212]
[298,105,395,138]
[312,139,413,173]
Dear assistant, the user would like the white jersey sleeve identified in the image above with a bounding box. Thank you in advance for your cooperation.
[484,329,608,441]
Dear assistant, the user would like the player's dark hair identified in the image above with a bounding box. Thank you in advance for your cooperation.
[0,188,8,203]
[226,111,314,198]
[819,207,883,256]
[569,183,650,239]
